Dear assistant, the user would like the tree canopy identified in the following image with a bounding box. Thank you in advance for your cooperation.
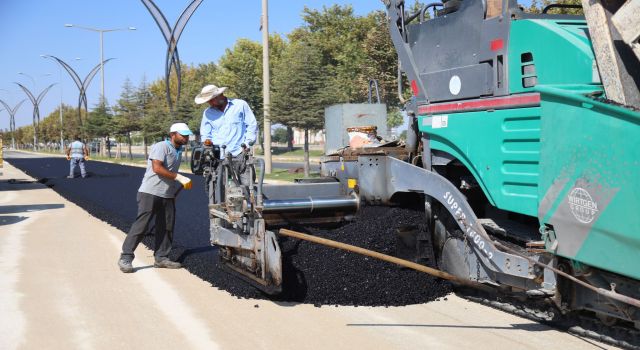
[7,4,419,151]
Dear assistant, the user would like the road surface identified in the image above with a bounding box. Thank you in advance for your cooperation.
[0,157,613,349]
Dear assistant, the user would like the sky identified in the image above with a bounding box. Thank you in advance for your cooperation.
[0,0,383,130]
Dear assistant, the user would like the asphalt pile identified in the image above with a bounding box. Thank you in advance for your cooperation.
[7,156,451,306]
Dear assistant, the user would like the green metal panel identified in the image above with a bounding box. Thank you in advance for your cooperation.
[509,19,599,94]
[536,85,640,280]
[418,107,541,217]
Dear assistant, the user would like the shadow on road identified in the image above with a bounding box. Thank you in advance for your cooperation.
[345,322,552,331]
[0,179,46,192]
[0,203,65,214]
[0,215,29,226]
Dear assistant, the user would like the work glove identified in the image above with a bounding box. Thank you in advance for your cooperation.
[66,155,71,160]
[84,156,90,161]
[175,173,192,190]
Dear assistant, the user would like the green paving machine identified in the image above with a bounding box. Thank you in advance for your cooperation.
[345,0,639,335]
[194,0,640,342]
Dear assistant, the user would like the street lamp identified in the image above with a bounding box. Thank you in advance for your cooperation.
[41,55,82,153]
[17,72,52,91]
[64,24,135,102]
[17,72,36,90]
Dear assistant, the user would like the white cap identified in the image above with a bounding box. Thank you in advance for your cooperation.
[169,122,193,136]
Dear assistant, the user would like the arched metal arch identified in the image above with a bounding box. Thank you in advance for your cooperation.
[141,0,204,111]
[0,99,25,149]
[15,83,55,149]
[42,55,114,129]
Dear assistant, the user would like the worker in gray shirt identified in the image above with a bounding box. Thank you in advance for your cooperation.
[118,123,193,273]
[66,136,89,178]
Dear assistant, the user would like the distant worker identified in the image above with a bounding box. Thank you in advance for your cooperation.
[66,136,89,178]
[118,123,194,273]
[195,84,258,185]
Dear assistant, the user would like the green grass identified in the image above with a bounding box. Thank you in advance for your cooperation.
[260,168,320,182]
[253,146,323,158]
[26,148,318,181]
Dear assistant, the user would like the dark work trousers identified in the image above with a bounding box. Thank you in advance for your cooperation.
[121,192,175,260]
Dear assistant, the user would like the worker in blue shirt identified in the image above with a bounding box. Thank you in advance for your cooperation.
[195,84,258,185]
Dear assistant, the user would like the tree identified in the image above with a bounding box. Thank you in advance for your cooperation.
[85,98,114,157]
[293,5,408,130]
[358,10,407,128]
[272,127,289,144]
[294,5,369,105]
[272,40,327,177]
[537,0,582,14]
[216,35,287,146]
[113,78,141,159]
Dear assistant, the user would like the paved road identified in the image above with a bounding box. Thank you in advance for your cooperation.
[2,153,450,306]
[3,150,46,159]
[4,150,321,171]
[0,162,611,349]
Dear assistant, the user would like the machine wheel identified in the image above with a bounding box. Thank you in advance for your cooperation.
[431,203,471,280]
[440,237,471,279]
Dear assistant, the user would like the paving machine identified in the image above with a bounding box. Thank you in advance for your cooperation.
[192,0,640,344]
[190,141,358,294]
[372,0,640,332]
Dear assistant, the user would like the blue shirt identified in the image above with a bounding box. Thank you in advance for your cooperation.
[199,98,258,158]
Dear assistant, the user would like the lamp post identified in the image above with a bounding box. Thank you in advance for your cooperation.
[15,82,55,151]
[17,72,36,90]
[41,55,82,152]
[0,92,25,150]
[262,0,272,174]
[64,24,135,102]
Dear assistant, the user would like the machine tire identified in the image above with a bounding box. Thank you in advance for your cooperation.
[431,202,472,280]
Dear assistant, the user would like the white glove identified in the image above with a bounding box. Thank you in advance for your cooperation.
[175,174,192,190]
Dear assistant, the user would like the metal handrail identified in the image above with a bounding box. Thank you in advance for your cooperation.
[368,79,381,104]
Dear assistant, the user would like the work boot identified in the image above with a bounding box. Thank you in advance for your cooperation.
[154,258,182,269]
[118,257,134,273]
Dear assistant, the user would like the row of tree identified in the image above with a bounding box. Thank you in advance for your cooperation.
[2,1,582,162]
[5,5,412,162]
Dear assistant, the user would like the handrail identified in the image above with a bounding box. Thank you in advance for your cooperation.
[368,79,381,104]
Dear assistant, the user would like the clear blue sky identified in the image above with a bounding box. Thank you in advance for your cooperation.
[0,0,383,130]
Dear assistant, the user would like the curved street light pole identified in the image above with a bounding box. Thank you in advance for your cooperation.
[0,98,26,150]
[41,55,82,152]
[64,24,135,103]
[15,83,55,151]
[18,72,36,90]
[42,55,113,131]
[140,0,203,112]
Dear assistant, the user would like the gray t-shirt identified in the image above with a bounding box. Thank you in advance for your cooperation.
[138,140,182,198]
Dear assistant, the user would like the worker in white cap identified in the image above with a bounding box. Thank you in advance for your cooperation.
[118,122,193,273]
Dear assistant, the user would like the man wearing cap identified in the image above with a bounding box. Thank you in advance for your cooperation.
[117,123,194,273]
[195,84,258,185]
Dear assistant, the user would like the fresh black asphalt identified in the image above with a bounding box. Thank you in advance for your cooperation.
[6,155,450,306]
